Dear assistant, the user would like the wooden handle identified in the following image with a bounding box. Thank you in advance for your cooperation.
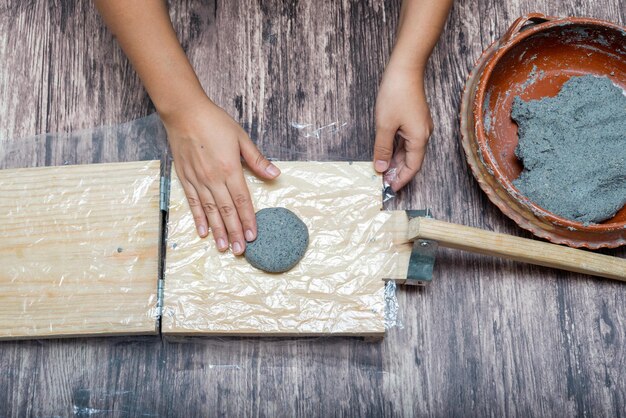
[408,217,626,281]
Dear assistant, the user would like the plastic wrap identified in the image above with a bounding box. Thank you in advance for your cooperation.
[0,114,168,339]
[0,113,405,340]
[290,120,349,139]
[0,160,162,339]
[0,113,168,170]
[163,161,410,336]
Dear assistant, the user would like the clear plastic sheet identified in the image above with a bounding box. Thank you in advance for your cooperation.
[0,114,167,339]
[0,113,168,170]
[0,113,404,340]
[290,120,349,139]
[163,161,409,336]
[0,160,162,339]
[0,114,409,415]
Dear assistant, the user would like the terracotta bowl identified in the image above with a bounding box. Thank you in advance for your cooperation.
[460,13,626,249]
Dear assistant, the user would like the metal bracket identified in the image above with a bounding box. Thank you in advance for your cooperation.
[156,278,164,319]
[405,209,433,219]
[404,209,437,286]
[157,169,170,322]
[159,175,170,212]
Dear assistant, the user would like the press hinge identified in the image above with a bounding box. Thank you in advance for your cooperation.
[159,175,170,212]
[156,278,164,319]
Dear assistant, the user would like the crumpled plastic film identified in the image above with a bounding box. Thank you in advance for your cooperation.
[163,161,410,336]
[0,160,162,339]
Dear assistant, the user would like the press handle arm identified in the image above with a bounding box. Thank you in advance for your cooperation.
[409,217,626,281]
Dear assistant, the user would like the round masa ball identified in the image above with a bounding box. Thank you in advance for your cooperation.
[244,207,309,273]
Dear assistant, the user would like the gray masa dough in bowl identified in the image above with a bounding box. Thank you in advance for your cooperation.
[512,75,626,224]
[244,207,309,273]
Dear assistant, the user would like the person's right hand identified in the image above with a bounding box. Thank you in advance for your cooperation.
[162,99,280,255]
[373,65,433,192]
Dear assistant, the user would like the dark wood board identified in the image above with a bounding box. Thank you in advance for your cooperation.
[0,0,624,416]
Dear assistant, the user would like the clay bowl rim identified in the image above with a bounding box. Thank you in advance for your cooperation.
[473,16,626,232]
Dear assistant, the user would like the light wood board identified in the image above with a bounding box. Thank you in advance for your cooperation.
[0,160,162,339]
[163,161,412,336]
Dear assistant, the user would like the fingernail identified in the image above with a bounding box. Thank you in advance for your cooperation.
[375,160,388,172]
[266,164,280,177]
[232,241,243,254]
[198,226,207,237]
[245,230,255,242]
[217,238,227,250]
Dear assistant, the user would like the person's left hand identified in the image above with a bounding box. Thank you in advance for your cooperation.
[373,64,434,191]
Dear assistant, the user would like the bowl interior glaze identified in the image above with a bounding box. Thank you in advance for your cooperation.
[479,23,626,225]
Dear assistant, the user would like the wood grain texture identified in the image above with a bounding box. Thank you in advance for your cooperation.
[0,0,625,416]
[0,161,161,339]
[408,216,626,281]
[164,162,411,336]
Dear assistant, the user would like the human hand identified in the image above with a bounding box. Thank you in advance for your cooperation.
[373,65,434,192]
[163,99,280,255]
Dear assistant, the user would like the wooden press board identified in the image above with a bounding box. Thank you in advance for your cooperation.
[162,162,412,336]
[0,161,162,339]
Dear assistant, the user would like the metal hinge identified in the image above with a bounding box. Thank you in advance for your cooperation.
[159,175,170,212]
[156,278,164,319]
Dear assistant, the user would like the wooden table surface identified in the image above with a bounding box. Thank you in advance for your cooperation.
[1,0,624,416]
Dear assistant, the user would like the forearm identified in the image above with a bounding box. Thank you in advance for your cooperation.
[96,1,279,249]
[388,0,453,74]
[94,0,209,119]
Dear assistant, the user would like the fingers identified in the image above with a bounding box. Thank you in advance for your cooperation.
[239,136,281,180]
[184,169,253,255]
[373,124,396,173]
[179,177,210,239]
[392,136,428,192]
[207,183,246,255]
[226,173,257,243]
[195,184,229,252]
[175,137,262,255]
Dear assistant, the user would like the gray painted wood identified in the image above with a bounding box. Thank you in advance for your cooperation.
[0,0,624,416]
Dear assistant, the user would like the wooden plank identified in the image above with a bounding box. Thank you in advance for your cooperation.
[0,160,162,339]
[163,161,412,336]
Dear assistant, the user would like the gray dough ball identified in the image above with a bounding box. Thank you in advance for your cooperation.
[244,207,309,273]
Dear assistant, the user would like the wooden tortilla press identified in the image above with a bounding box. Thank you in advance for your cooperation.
[387,210,626,285]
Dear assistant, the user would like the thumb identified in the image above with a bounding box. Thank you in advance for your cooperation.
[373,125,396,173]
[239,136,281,180]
